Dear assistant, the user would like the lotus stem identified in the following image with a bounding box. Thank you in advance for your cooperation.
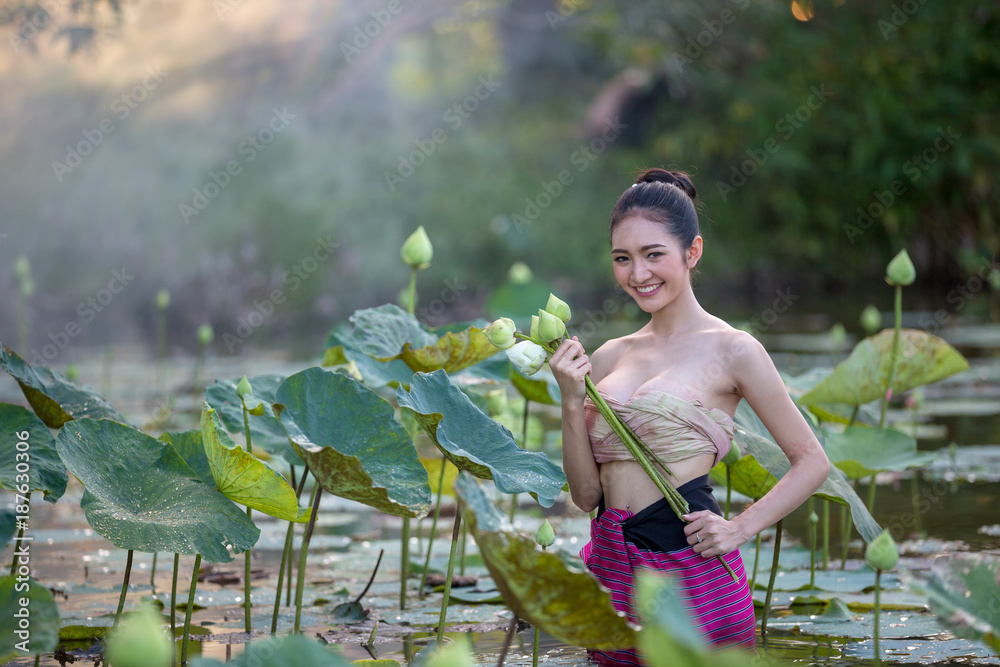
[400,517,411,609]
[420,463,447,597]
[151,552,158,588]
[760,519,783,646]
[436,512,463,643]
[288,469,309,607]
[497,615,518,667]
[181,553,202,664]
[809,516,816,589]
[407,267,417,316]
[294,483,323,633]
[879,285,903,428]
[874,568,882,665]
[533,625,540,667]
[725,465,732,519]
[113,549,134,630]
[272,517,296,634]
[750,532,762,593]
[242,397,254,634]
[171,553,179,645]
[823,500,830,571]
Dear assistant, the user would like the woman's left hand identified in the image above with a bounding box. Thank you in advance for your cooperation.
[681,510,750,557]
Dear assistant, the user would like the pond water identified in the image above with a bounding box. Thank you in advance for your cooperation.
[2,315,999,666]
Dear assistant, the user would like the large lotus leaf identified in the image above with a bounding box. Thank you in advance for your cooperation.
[732,400,882,543]
[800,329,970,406]
[901,552,1000,653]
[158,430,214,487]
[510,365,561,405]
[274,367,431,519]
[322,323,415,390]
[709,453,777,501]
[0,403,67,502]
[201,403,308,523]
[824,425,939,479]
[0,345,126,428]
[190,634,354,667]
[454,472,637,650]
[204,375,302,465]
[0,575,60,659]
[55,418,259,562]
[396,370,566,508]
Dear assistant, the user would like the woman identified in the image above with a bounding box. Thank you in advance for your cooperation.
[548,168,830,663]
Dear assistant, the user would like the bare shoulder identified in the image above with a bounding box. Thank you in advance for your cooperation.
[588,336,628,384]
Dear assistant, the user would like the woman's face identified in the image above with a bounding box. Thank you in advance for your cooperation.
[610,214,700,313]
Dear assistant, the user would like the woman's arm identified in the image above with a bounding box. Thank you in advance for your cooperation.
[683,331,831,556]
[550,336,606,512]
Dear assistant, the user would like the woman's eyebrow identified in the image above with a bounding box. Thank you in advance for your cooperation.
[611,243,668,254]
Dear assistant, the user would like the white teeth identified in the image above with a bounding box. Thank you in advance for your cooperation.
[636,283,662,293]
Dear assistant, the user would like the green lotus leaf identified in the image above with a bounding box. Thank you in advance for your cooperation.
[0,509,15,550]
[454,472,637,651]
[510,365,561,405]
[201,403,309,523]
[322,323,415,390]
[0,345,126,428]
[901,552,1000,653]
[732,400,882,543]
[55,418,259,562]
[190,635,354,667]
[800,330,970,406]
[709,453,777,501]
[0,403,68,502]
[396,370,566,508]
[0,575,60,659]
[158,430,214,487]
[824,425,939,479]
[204,375,302,465]
[274,367,431,519]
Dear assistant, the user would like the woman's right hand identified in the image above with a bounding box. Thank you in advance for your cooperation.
[548,336,591,405]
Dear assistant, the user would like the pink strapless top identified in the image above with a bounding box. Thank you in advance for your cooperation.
[583,388,735,468]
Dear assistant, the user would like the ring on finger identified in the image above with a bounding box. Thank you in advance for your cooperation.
[696,532,703,543]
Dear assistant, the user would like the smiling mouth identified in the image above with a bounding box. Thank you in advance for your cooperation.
[634,283,663,295]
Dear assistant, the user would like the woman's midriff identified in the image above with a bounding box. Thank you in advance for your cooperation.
[600,452,717,512]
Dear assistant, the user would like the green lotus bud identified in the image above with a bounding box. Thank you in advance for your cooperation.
[156,289,171,310]
[13,254,30,280]
[506,340,546,376]
[860,304,881,335]
[886,249,916,286]
[508,261,533,285]
[545,293,572,322]
[19,276,34,297]
[864,528,899,571]
[485,388,508,416]
[989,270,1000,292]
[535,518,555,548]
[106,602,172,667]
[537,309,567,344]
[529,314,540,340]
[197,323,214,346]
[808,511,819,526]
[236,374,252,398]
[721,441,741,466]
[829,323,846,348]
[484,317,517,349]
[400,225,433,268]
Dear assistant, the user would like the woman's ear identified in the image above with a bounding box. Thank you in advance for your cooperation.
[687,235,704,268]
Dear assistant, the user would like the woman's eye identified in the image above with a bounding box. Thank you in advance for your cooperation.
[613,256,629,263]
[648,252,663,259]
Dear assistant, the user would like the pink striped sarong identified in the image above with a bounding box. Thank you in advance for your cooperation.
[580,474,757,664]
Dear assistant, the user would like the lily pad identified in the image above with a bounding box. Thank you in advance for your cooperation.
[204,375,302,465]
[799,330,969,406]
[397,370,566,508]
[901,552,1000,653]
[0,345,126,428]
[0,403,68,502]
[731,400,883,543]
[201,402,309,522]
[275,367,431,519]
[824,426,939,479]
[0,575,60,659]
[55,418,259,562]
[454,472,637,650]
[158,430,214,487]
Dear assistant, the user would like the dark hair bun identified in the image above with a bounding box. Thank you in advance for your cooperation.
[635,168,697,201]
